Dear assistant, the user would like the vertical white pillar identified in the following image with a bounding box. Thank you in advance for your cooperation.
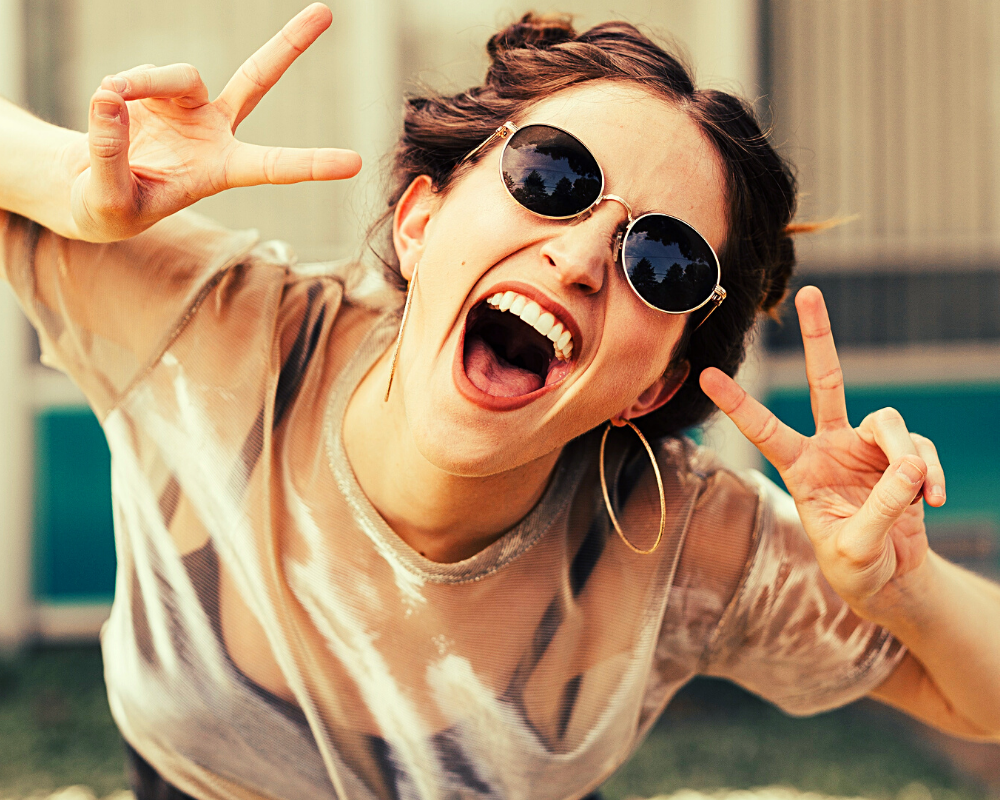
[0,0,34,650]
[688,0,762,95]
[687,0,769,474]
[344,0,402,255]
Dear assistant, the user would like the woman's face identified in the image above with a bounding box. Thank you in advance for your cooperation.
[391,81,728,476]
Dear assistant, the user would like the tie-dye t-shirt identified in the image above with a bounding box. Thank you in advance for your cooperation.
[1,210,905,800]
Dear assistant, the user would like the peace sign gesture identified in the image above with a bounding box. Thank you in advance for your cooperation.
[69,3,359,242]
[700,287,947,619]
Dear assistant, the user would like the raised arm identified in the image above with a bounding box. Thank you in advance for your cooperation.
[700,287,1000,742]
[0,3,360,243]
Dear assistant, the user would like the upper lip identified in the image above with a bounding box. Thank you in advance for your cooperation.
[468,281,584,359]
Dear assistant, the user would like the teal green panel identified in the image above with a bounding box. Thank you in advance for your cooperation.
[762,384,1000,558]
[33,408,116,602]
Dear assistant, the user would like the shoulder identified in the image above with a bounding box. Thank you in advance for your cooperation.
[261,253,402,390]
[654,437,770,556]
[655,439,778,639]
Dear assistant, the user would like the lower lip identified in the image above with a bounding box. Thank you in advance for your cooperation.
[452,320,568,412]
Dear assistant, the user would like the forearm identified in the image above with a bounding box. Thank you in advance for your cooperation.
[873,551,1000,739]
[0,97,87,238]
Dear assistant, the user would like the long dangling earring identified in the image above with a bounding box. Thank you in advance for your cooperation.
[599,419,666,555]
[384,261,419,402]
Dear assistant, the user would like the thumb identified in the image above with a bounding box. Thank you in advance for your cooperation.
[852,456,926,553]
[83,89,135,225]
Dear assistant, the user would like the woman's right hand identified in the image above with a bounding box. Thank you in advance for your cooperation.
[69,3,360,242]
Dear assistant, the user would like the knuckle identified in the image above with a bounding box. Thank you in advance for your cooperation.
[89,133,126,160]
[876,406,904,426]
[814,365,844,391]
[179,63,201,84]
[85,185,131,223]
[912,433,938,453]
[241,57,267,89]
[801,321,832,340]
[833,537,873,570]
[279,26,308,54]
[870,487,905,519]
[752,412,779,444]
[95,194,131,220]
[263,148,280,182]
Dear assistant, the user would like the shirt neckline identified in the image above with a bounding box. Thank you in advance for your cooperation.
[324,312,590,584]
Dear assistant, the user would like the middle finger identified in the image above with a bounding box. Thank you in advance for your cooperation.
[797,286,850,431]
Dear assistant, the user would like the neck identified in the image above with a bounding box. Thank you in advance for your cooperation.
[342,347,561,563]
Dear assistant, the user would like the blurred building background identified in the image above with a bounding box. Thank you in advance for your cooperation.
[0,0,997,651]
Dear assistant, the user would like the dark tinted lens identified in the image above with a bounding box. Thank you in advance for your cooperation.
[622,215,718,313]
[501,125,602,217]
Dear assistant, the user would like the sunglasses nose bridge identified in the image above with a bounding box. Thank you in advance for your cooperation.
[596,193,634,224]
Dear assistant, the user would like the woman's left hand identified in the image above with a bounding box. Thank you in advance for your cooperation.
[699,286,946,620]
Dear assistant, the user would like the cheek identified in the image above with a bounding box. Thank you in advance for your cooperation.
[608,287,685,370]
[589,306,684,401]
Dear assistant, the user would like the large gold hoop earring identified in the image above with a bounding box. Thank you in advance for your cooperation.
[599,420,666,555]
[384,261,419,402]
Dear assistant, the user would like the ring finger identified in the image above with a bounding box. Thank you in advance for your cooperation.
[912,433,946,506]
[858,407,924,502]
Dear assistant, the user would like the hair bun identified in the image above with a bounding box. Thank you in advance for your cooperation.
[487,13,576,58]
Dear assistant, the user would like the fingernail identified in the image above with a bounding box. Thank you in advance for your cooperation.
[95,102,120,121]
[897,460,923,485]
[111,75,128,93]
[930,485,946,501]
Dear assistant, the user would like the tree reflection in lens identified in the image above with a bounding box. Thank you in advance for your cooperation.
[623,216,717,312]
[502,126,602,217]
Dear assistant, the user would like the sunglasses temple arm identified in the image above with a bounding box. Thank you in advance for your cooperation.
[461,122,518,165]
[692,286,727,331]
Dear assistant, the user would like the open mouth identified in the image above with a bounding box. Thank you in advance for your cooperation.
[461,290,576,399]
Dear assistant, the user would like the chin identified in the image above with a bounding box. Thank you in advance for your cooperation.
[406,396,539,478]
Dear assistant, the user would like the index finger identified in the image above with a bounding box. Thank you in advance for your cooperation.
[796,286,850,431]
[216,3,333,130]
[700,367,806,472]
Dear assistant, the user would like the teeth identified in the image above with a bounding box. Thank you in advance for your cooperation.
[520,301,541,326]
[482,290,576,361]
[533,312,555,336]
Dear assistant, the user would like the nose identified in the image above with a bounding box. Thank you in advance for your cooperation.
[538,199,630,295]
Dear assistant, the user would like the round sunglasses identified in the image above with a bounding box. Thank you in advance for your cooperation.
[462,122,727,323]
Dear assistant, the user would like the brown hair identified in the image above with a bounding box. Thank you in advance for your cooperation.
[370,13,799,439]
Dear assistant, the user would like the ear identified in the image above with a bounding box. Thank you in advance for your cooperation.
[392,175,437,281]
[612,360,691,426]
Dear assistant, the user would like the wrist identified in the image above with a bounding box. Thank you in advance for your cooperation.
[52,132,89,239]
[857,551,941,634]
[0,99,88,237]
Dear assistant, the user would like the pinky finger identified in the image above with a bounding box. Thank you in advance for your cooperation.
[224,143,362,187]
[912,434,946,506]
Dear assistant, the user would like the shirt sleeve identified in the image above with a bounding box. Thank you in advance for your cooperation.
[0,209,258,418]
[699,471,907,716]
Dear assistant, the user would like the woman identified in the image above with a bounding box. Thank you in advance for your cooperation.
[1,5,998,799]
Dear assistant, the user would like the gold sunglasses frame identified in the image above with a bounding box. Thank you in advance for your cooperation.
[462,121,727,325]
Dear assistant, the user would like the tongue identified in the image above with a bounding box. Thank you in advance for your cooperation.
[464,336,544,397]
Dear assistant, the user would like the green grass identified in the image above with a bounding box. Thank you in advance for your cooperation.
[601,680,986,800]
[0,646,127,798]
[0,649,987,800]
